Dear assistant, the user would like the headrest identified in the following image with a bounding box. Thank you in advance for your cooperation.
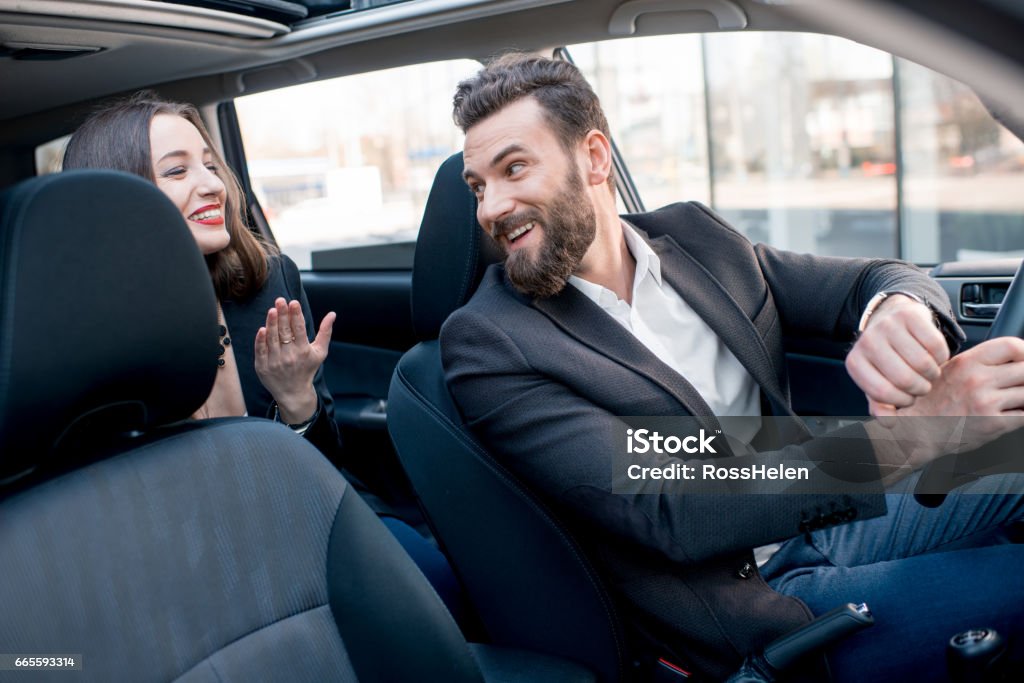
[411,152,503,340]
[0,170,218,478]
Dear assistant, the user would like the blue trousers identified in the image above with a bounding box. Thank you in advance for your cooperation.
[762,474,1024,683]
[379,515,468,626]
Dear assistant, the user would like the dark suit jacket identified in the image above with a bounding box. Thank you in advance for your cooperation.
[222,254,342,463]
[440,202,960,678]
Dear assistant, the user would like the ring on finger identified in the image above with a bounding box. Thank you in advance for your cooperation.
[281,336,296,344]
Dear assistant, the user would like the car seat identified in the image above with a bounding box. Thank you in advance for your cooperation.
[388,153,628,682]
[0,169,590,682]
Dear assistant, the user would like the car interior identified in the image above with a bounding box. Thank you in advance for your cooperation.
[2,0,1024,681]
[0,169,598,683]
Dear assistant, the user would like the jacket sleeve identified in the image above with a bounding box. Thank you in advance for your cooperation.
[753,241,964,352]
[279,254,344,463]
[441,306,888,566]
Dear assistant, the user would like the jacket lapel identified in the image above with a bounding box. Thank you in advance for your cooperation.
[649,233,791,412]
[531,278,722,434]
[530,223,796,416]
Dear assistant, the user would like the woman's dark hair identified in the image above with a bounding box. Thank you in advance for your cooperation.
[63,91,272,301]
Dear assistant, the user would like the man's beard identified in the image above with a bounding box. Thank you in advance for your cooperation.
[499,168,596,299]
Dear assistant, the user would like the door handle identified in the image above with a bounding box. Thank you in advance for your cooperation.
[962,302,1001,318]
[961,282,1009,319]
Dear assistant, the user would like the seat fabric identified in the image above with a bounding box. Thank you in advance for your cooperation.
[0,171,483,683]
[388,153,625,682]
[0,170,216,479]
[1,420,358,681]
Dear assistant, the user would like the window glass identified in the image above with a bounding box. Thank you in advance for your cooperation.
[705,33,897,257]
[571,33,899,257]
[569,33,1024,264]
[35,135,69,175]
[899,59,1024,263]
[571,36,711,210]
[235,59,480,269]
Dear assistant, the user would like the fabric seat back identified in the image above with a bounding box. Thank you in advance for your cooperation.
[0,171,482,683]
[388,153,627,682]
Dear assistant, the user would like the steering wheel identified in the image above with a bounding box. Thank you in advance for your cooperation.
[915,259,1024,506]
[985,260,1024,340]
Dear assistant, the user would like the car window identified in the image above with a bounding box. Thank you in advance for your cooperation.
[35,135,69,175]
[568,33,1024,265]
[235,58,480,270]
[899,59,1024,263]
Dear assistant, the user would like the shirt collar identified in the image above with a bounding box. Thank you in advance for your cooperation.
[568,220,662,306]
[621,219,662,286]
[567,270,611,306]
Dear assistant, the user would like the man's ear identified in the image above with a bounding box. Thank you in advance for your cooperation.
[581,129,612,188]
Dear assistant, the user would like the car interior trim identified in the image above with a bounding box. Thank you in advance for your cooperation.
[281,0,575,54]
[609,0,748,35]
[4,0,291,38]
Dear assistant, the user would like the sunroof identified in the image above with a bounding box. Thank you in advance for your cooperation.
[165,0,414,25]
[301,0,416,20]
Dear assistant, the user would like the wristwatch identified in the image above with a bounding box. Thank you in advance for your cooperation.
[857,290,935,334]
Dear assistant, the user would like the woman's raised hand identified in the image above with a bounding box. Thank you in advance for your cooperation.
[254,297,336,425]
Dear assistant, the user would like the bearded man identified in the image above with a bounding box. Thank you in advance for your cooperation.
[440,53,1024,682]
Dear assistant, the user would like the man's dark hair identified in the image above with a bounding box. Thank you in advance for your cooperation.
[453,52,612,154]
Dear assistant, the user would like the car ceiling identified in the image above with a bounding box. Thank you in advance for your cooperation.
[2,0,1024,149]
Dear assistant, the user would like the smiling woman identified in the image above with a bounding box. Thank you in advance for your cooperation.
[61,94,339,431]
[149,113,231,256]
[62,94,270,304]
[59,91,467,622]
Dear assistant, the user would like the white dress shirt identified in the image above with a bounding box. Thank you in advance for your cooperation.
[568,221,762,443]
[570,221,777,563]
